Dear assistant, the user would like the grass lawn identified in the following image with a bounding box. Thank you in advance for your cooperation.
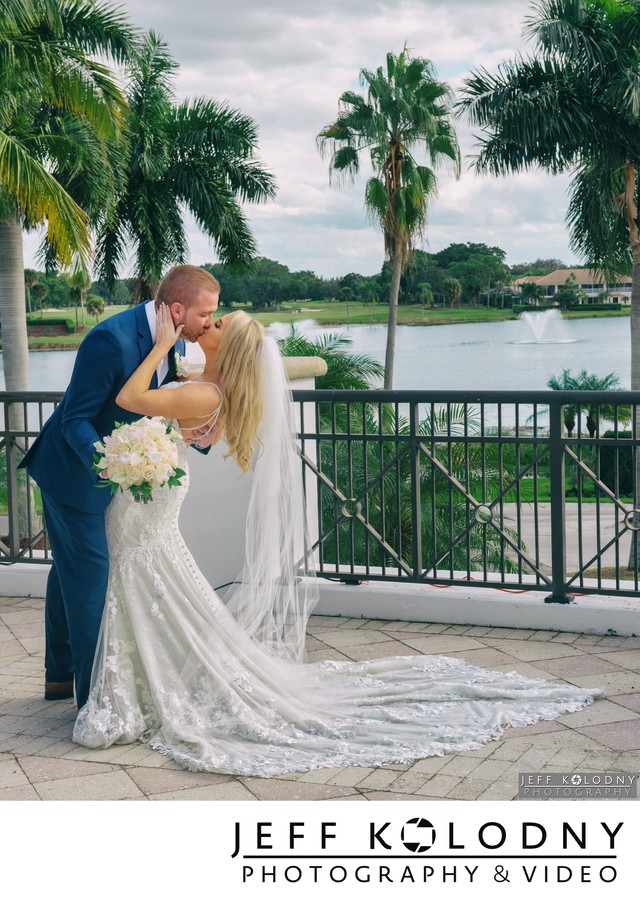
[12,302,521,349]
[505,476,632,504]
[9,300,629,351]
[250,302,519,328]
[563,308,630,319]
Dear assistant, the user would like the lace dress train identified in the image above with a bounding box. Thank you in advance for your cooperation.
[73,440,603,776]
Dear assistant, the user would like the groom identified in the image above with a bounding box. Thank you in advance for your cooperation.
[20,265,220,708]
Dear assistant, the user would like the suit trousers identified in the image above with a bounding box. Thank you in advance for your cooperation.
[41,494,109,709]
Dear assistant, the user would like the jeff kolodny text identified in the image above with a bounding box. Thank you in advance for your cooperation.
[231,814,624,885]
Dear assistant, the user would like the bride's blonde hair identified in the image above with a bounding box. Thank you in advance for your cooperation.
[216,311,267,472]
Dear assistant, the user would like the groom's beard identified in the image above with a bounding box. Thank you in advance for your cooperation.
[180,326,207,342]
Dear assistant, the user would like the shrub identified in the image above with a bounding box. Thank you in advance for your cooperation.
[512,304,556,314]
[600,430,633,495]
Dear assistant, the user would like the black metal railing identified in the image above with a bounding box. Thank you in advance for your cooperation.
[2,389,640,601]
[292,389,640,601]
[0,392,60,564]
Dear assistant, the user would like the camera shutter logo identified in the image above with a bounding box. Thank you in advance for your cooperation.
[401,818,436,853]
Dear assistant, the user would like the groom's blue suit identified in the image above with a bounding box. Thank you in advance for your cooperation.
[20,303,202,707]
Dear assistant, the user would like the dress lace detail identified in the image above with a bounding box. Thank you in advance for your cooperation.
[73,430,604,776]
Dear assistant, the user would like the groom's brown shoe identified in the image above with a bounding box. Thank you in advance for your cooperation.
[44,680,74,701]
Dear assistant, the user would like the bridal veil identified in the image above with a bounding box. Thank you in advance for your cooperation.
[223,336,318,663]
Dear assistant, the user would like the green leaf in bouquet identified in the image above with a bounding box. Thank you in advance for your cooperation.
[130,482,154,503]
[168,467,186,487]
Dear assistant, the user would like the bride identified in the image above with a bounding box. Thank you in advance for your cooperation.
[73,306,603,776]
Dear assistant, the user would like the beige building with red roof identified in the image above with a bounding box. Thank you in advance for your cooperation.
[513,269,631,305]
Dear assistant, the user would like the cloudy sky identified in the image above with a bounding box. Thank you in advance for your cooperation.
[26,0,578,278]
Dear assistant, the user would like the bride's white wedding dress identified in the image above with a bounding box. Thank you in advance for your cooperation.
[73,426,603,776]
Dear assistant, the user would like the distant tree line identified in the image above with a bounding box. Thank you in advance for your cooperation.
[24,244,575,315]
[205,243,568,310]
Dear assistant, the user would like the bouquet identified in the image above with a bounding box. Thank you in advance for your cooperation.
[93,417,186,503]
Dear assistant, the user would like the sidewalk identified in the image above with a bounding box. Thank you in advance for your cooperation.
[1,594,639,801]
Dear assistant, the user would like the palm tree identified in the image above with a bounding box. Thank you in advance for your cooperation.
[31,281,48,319]
[417,282,433,317]
[459,0,640,566]
[23,268,39,315]
[0,0,134,392]
[66,261,92,329]
[96,32,277,302]
[531,368,627,436]
[547,369,580,436]
[339,286,354,323]
[443,276,462,309]
[278,326,384,391]
[279,325,384,440]
[519,281,545,307]
[459,0,640,386]
[549,369,626,438]
[86,295,105,325]
[318,47,460,388]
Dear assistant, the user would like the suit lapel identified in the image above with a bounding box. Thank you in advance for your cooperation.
[134,304,187,388]
[135,303,158,389]
[161,337,187,385]
[162,349,177,385]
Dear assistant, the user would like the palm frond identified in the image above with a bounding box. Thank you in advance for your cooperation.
[278,324,384,389]
[0,127,90,264]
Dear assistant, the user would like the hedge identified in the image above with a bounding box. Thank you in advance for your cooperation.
[567,303,624,312]
[512,304,557,315]
[25,316,76,333]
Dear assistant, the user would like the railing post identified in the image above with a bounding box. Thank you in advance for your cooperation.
[545,399,573,603]
[411,401,423,579]
[4,399,21,559]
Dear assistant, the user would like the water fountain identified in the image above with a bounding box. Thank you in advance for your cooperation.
[514,308,577,344]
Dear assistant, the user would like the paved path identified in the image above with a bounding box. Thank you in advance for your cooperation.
[1,595,639,801]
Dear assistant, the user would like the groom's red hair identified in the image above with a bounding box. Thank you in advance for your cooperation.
[155,265,220,308]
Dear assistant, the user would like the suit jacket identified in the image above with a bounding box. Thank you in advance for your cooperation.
[21,303,192,513]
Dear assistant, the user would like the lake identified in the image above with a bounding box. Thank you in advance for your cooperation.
[0,313,632,392]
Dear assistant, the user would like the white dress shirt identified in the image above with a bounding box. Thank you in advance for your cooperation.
[144,301,169,385]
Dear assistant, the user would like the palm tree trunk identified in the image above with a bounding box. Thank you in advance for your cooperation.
[625,164,640,569]
[384,253,403,389]
[0,216,36,542]
[629,245,640,568]
[0,217,29,392]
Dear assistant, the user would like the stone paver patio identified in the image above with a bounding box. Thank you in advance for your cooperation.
[1,594,639,801]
